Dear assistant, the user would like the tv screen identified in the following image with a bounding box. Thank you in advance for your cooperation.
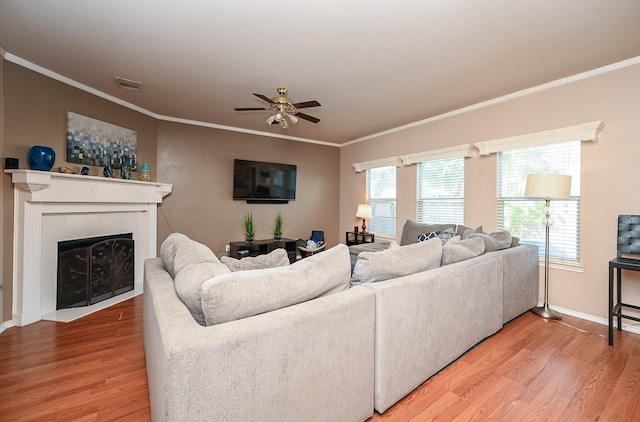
[233,159,297,202]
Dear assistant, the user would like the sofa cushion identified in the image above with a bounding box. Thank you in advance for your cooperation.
[400,219,457,246]
[173,238,221,275]
[220,248,290,272]
[468,231,513,252]
[441,237,486,265]
[201,244,352,325]
[160,232,190,278]
[351,237,442,283]
[456,225,483,240]
[174,260,231,325]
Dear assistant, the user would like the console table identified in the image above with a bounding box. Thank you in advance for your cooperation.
[229,238,297,263]
[346,231,375,246]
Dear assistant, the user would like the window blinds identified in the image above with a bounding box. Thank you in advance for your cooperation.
[498,140,581,261]
[366,166,397,236]
[417,157,464,225]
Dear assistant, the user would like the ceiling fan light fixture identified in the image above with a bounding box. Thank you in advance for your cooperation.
[288,114,299,124]
[265,115,276,124]
[280,118,288,129]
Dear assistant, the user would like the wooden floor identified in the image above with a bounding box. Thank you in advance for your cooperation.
[1,297,639,421]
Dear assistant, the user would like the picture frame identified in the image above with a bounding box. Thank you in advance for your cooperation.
[66,111,138,170]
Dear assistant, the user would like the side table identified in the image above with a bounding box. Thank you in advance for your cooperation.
[346,231,374,246]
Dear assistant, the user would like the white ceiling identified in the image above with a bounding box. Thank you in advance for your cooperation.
[1,1,640,146]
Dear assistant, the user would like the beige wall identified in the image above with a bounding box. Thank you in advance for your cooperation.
[1,61,340,322]
[156,121,340,255]
[0,56,5,321]
[340,62,640,321]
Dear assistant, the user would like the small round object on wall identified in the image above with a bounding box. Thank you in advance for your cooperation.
[27,145,56,171]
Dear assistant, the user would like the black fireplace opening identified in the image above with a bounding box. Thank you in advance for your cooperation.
[57,233,135,310]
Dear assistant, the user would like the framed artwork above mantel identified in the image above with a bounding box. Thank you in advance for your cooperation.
[66,111,138,170]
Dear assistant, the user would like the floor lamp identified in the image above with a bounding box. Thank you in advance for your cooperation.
[525,174,572,320]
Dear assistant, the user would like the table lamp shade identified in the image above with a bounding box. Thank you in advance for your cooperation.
[525,174,571,199]
[355,204,373,219]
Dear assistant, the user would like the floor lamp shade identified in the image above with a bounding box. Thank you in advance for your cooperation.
[525,174,571,320]
[525,174,571,199]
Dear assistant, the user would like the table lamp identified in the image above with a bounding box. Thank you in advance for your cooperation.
[355,204,373,233]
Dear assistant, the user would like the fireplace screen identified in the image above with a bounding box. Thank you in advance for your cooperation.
[57,233,134,310]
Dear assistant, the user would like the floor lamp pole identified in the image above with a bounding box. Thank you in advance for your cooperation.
[532,198,562,320]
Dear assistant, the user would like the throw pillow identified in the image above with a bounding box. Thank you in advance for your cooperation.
[220,248,290,272]
[201,244,352,325]
[441,237,485,265]
[400,219,457,246]
[417,228,456,245]
[351,237,442,283]
[468,230,513,252]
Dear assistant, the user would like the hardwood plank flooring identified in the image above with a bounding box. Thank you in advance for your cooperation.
[1,296,639,421]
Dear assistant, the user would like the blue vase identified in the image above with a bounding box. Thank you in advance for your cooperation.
[28,145,56,171]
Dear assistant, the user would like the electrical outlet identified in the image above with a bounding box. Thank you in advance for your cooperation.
[225,244,230,252]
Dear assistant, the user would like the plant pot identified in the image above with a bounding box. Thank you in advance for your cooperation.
[274,236,282,242]
[246,237,254,244]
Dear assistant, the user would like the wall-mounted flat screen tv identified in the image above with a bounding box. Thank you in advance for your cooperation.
[233,159,297,203]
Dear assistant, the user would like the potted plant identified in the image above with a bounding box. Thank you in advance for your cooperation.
[244,212,255,243]
[273,211,283,241]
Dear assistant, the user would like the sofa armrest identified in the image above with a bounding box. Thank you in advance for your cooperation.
[143,258,375,422]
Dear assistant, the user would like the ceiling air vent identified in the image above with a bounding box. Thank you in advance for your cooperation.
[115,77,142,92]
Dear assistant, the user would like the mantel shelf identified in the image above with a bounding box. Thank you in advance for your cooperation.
[5,169,172,203]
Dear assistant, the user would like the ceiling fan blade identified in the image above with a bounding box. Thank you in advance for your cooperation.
[234,107,268,111]
[253,93,276,104]
[296,112,320,123]
[292,100,321,109]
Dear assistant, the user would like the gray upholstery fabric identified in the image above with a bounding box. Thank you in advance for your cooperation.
[399,219,456,246]
[143,257,375,422]
[220,248,290,272]
[351,238,442,283]
[202,244,352,325]
[458,225,483,239]
[160,232,190,278]
[173,238,221,275]
[441,236,485,265]
[468,230,512,252]
[348,241,393,265]
[362,253,505,413]
[492,244,539,323]
[174,260,231,325]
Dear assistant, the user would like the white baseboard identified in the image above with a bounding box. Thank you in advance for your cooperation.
[0,319,15,334]
[542,302,640,336]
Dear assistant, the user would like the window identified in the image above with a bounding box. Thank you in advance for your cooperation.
[366,166,396,236]
[498,140,581,262]
[417,157,464,225]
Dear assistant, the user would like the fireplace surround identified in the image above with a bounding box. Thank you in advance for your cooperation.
[6,169,172,326]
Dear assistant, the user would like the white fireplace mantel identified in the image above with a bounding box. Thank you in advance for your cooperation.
[6,170,172,326]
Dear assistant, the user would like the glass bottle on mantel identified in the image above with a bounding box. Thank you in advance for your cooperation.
[139,162,151,181]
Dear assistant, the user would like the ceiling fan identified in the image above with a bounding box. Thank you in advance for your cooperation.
[234,86,321,128]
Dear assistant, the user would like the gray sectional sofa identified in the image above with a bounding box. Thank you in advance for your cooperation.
[143,221,538,421]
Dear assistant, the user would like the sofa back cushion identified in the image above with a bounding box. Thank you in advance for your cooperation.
[220,248,290,271]
[400,219,456,246]
[160,232,191,278]
[441,237,485,265]
[468,231,513,252]
[170,237,231,324]
[200,244,352,325]
[351,237,442,283]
